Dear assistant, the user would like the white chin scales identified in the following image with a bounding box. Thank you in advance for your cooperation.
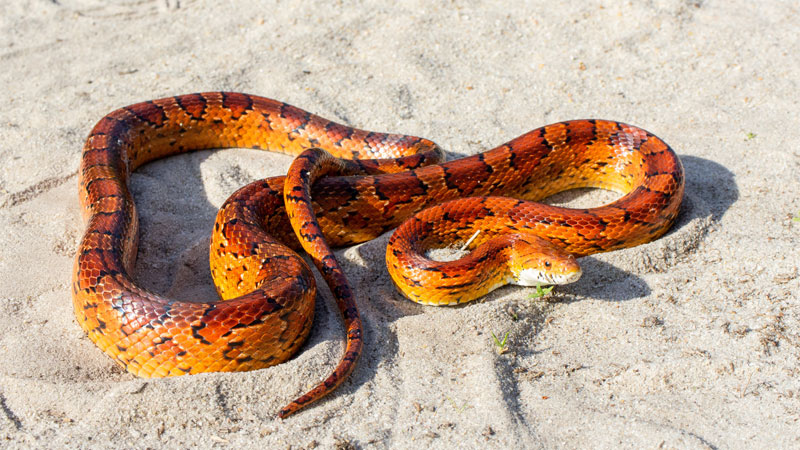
[515,268,582,286]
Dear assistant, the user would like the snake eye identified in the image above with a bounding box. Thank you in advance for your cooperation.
[544,261,551,267]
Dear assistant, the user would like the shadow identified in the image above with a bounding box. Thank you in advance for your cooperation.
[561,256,651,301]
[679,155,738,222]
[130,150,222,299]
[603,155,738,277]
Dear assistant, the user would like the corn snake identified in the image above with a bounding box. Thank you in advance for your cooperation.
[73,92,683,417]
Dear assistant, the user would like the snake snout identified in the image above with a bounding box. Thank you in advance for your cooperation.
[558,262,583,284]
[510,235,581,286]
[559,254,582,283]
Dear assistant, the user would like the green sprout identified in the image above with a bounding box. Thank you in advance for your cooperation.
[745,132,757,141]
[446,396,471,413]
[491,331,509,354]
[792,211,800,222]
[530,283,555,299]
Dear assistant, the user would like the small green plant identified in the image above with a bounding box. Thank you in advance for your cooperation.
[491,331,509,354]
[792,211,800,222]
[446,396,471,413]
[745,132,757,141]
[529,283,555,299]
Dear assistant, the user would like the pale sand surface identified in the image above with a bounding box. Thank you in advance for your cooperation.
[0,0,798,448]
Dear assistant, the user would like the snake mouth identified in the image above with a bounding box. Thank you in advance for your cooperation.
[515,267,582,286]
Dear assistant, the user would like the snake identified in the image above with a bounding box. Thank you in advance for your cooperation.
[72,92,684,418]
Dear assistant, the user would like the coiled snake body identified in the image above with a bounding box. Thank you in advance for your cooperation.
[73,92,683,417]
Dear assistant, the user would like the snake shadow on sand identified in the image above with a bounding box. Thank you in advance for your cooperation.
[555,155,738,302]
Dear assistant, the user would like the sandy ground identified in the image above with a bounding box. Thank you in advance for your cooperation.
[0,0,798,448]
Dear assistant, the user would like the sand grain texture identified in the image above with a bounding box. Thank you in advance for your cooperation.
[0,0,798,448]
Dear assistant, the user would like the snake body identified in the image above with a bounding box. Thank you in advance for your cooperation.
[73,92,683,417]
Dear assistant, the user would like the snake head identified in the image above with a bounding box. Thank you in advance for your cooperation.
[509,234,582,286]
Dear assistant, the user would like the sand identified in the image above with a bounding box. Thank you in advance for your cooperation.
[0,0,798,448]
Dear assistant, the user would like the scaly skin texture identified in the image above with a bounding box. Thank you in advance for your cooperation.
[73,92,683,417]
